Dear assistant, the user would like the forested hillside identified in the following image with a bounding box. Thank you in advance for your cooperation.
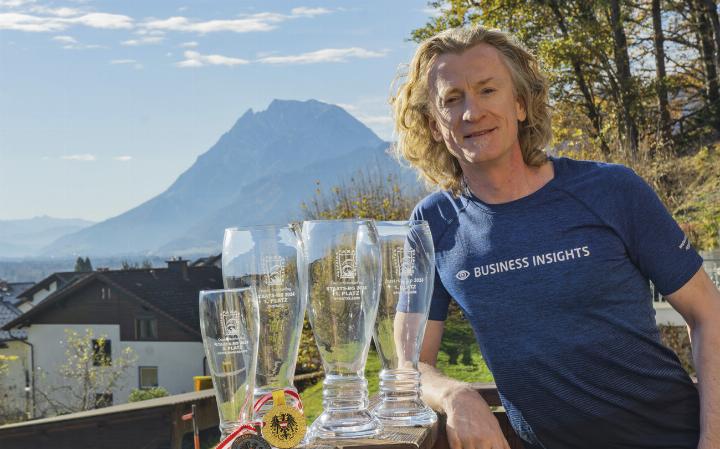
[411,0,719,249]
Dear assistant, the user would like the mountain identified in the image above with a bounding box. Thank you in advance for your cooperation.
[0,216,95,258]
[41,99,420,257]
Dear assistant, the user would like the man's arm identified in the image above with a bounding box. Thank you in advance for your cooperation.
[419,319,510,449]
[665,268,720,449]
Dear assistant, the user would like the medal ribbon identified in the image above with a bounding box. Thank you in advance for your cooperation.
[216,423,261,449]
[253,388,304,419]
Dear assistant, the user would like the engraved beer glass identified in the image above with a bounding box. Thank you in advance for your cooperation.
[372,221,437,426]
[222,225,306,419]
[302,219,382,440]
[199,288,260,441]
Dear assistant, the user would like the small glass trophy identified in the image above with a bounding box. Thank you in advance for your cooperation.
[301,219,382,440]
[222,224,307,421]
[199,287,260,443]
[372,220,437,426]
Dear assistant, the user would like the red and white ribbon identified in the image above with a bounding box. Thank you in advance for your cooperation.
[216,423,261,449]
[253,388,304,425]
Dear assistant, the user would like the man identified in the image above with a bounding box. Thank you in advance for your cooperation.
[392,26,720,449]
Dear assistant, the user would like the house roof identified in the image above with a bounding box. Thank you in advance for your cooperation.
[0,281,35,306]
[190,254,221,267]
[2,265,223,336]
[0,300,25,341]
[13,272,87,306]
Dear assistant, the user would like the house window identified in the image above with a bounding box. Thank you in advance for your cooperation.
[95,392,113,408]
[92,339,112,366]
[135,317,158,340]
[139,366,159,389]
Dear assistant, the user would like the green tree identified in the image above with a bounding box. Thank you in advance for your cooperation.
[301,169,423,221]
[36,329,137,415]
[74,257,92,272]
[0,354,23,424]
[410,0,720,249]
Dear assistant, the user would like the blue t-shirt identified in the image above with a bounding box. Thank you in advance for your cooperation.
[412,156,702,449]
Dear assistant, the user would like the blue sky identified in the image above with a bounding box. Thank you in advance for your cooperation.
[0,0,435,221]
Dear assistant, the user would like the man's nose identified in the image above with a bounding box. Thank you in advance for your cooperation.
[462,95,484,122]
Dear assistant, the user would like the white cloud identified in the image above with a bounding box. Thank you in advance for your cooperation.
[0,13,66,31]
[290,7,332,17]
[121,35,163,46]
[0,0,35,7]
[143,8,333,34]
[176,50,249,68]
[110,59,142,69]
[70,13,133,29]
[359,115,392,125]
[29,6,82,17]
[113,155,132,161]
[52,35,76,44]
[0,11,133,32]
[258,47,387,64]
[337,103,358,112]
[61,154,96,161]
[135,28,164,36]
[421,7,444,18]
[144,15,279,34]
[180,40,198,48]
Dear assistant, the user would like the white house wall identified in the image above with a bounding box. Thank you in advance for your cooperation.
[26,324,204,416]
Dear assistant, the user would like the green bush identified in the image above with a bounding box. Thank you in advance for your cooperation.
[128,387,170,402]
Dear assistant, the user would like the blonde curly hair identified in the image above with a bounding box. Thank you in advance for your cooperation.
[391,26,552,195]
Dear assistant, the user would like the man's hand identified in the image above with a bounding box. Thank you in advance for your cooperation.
[444,386,510,449]
[419,320,510,449]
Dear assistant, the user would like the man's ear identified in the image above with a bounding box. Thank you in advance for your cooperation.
[428,115,443,142]
[516,97,527,122]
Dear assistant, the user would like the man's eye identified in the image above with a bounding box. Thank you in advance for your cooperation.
[481,88,496,94]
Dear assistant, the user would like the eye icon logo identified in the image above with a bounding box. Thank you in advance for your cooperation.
[455,270,470,281]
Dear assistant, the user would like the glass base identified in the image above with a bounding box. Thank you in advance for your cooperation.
[307,409,382,440]
[372,368,437,427]
[373,401,437,427]
[304,374,381,441]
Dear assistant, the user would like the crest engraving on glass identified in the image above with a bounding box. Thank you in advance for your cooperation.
[393,247,415,278]
[335,249,357,280]
[263,256,286,286]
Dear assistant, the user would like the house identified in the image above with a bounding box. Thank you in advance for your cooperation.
[13,272,88,313]
[0,281,36,421]
[2,259,222,418]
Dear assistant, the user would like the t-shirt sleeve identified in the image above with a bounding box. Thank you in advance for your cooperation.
[613,167,703,295]
[411,201,452,321]
[428,269,451,320]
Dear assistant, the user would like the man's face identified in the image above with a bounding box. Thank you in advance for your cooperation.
[428,43,527,166]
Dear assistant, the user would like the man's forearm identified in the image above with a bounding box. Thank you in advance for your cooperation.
[418,361,482,412]
[691,321,720,447]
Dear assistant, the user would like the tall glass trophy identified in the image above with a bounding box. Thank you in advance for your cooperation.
[372,221,437,426]
[222,225,306,420]
[199,288,260,442]
[301,219,382,440]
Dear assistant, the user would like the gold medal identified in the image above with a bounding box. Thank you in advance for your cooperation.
[261,390,306,448]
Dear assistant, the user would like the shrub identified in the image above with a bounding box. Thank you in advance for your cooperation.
[128,387,170,402]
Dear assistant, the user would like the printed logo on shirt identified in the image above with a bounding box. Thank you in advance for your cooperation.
[456,246,592,280]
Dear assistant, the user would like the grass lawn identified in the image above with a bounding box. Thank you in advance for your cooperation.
[299,346,492,424]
